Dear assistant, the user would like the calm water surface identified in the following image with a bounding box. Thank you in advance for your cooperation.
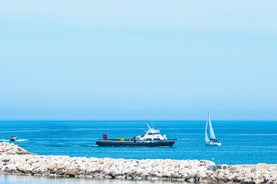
[0,175,184,184]
[0,120,276,165]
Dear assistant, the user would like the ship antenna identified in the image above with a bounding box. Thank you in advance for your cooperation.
[146,122,152,130]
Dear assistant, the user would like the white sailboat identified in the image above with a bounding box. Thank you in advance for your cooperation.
[205,113,221,146]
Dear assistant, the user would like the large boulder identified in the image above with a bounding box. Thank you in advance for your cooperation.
[47,163,57,171]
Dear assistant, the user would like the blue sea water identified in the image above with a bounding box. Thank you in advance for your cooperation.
[0,120,276,165]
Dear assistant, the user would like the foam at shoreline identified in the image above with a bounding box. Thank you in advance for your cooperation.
[0,142,276,183]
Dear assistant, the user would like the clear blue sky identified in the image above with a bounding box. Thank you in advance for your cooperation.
[0,1,276,120]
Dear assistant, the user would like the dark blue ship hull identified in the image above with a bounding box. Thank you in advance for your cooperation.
[96,139,176,147]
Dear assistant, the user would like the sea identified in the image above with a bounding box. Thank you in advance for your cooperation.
[0,120,276,184]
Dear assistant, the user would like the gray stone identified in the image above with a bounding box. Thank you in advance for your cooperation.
[230,165,242,173]
[256,163,269,171]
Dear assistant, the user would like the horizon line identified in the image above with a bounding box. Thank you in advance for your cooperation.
[0,119,277,121]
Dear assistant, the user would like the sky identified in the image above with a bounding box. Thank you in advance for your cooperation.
[0,1,277,120]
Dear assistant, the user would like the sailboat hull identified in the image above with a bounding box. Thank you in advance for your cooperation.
[205,141,221,146]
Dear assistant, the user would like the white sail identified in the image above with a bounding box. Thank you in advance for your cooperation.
[208,113,217,140]
[205,119,210,143]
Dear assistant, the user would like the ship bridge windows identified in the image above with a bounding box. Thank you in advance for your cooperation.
[147,133,160,135]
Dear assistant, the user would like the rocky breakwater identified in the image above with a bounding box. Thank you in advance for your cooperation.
[0,142,277,183]
[0,142,30,155]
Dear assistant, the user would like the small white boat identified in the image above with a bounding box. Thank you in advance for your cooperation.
[10,135,17,142]
[205,113,221,146]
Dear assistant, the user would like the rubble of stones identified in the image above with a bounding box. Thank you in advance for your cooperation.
[0,142,30,155]
[0,142,276,183]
